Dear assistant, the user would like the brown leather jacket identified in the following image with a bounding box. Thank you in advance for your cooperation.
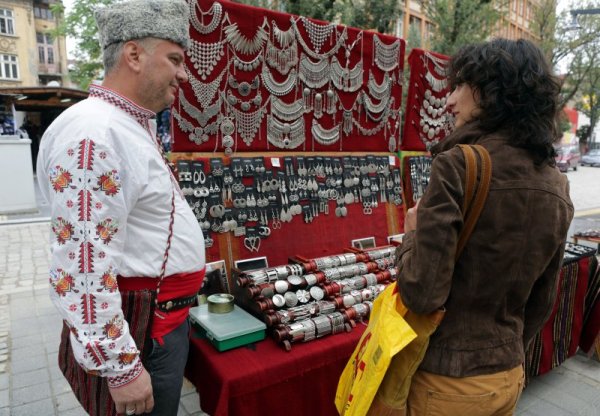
[396,135,574,377]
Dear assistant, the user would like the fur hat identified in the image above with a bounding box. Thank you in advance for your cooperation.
[94,0,190,50]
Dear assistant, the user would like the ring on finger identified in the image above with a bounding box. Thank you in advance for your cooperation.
[126,408,135,416]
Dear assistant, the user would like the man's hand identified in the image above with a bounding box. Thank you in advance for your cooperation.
[404,199,420,233]
[109,367,154,415]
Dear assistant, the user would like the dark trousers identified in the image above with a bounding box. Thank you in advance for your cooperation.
[146,319,191,416]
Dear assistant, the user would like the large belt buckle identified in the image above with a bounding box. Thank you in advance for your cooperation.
[165,300,174,311]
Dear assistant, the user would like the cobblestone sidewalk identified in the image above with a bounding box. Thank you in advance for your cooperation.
[0,222,206,416]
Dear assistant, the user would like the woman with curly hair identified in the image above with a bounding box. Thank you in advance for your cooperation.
[390,39,574,415]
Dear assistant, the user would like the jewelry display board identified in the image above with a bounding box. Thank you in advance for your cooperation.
[171,151,404,284]
[401,48,453,152]
[402,153,432,209]
[173,0,405,153]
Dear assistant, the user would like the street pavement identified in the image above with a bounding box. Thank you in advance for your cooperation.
[1,166,600,415]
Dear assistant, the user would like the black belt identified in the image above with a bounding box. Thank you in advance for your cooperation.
[156,294,197,312]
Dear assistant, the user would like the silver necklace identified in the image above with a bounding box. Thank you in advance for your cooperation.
[232,51,263,73]
[189,0,222,35]
[226,89,262,112]
[271,96,305,122]
[291,17,348,60]
[368,70,392,101]
[361,90,391,115]
[330,56,363,92]
[422,52,448,92]
[227,97,269,146]
[299,16,334,54]
[223,13,269,55]
[311,119,341,148]
[179,90,221,128]
[373,35,400,72]
[261,65,297,96]
[267,114,305,149]
[265,37,298,76]
[272,19,295,49]
[228,74,260,97]
[172,107,217,145]
[186,65,225,109]
[299,54,330,89]
[353,99,394,135]
[187,37,225,80]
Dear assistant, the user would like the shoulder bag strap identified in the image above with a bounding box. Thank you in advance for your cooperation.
[456,144,492,260]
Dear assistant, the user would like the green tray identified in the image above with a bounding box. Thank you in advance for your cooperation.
[189,304,266,352]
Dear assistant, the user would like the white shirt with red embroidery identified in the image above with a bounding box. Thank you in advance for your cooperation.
[37,84,205,387]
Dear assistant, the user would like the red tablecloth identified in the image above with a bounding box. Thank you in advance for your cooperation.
[186,324,366,416]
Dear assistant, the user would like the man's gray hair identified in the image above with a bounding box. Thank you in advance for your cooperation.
[103,38,160,74]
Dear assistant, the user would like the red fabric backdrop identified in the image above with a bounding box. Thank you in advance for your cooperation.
[173,0,405,153]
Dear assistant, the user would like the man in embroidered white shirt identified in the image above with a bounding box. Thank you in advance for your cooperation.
[37,1,206,415]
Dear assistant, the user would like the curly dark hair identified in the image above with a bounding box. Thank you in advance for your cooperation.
[434,38,562,165]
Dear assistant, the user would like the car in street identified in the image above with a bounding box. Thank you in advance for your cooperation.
[580,149,600,167]
[555,146,580,172]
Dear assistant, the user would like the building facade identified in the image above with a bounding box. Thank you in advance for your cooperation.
[396,0,543,49]
[0,0,68,88]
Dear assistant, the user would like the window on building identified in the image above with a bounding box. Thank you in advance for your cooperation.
[34,6,53,20]
[409,16,422,47]
[37,32,55,65]
[0,9,15,35]
[0,54,19,79]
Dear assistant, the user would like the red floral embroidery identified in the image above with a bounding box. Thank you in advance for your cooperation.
[67,148,74,157]
[99,251,106,259]
[50,269,75,296]
[96,170,121,196]
[96,219,118,244]
[103,315,124,340]
[69,252,76,260]
[96,202,103,210]
[66,200,74,208]
[49,166,73,193]
[109,342,116,349]
[101,302,109,309]
[100,269,118,293]
[51,217,74,245]
[100,151,107,159]
[69,304,77,312]
[118,351,137,366]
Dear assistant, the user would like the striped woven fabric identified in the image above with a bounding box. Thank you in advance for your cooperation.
[58,289,155,416]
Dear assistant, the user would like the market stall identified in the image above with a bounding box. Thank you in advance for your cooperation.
[170,1,600,414]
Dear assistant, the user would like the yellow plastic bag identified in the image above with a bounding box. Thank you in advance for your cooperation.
[335,284,417,416]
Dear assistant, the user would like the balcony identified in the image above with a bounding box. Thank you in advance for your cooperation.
[38,63,62,75]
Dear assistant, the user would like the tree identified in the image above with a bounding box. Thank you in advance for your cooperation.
[419,0,502,56]
[530,0,600,109]
[51,0,115,90]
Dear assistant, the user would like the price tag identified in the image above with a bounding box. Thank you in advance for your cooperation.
[271,157,281,168]
[389,156,396,166]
